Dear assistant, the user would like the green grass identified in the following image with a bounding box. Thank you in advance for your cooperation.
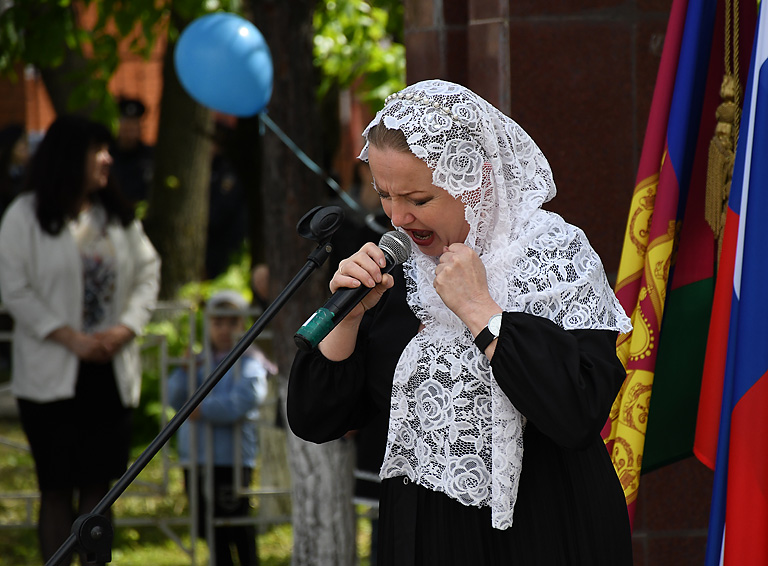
[0,419,373,565]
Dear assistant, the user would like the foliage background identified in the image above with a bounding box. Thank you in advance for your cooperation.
[0,0,403,562]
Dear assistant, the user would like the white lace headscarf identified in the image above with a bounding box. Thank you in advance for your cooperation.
[359,79,632,530]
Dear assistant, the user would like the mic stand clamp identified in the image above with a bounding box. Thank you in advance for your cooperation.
[71,513,113,564]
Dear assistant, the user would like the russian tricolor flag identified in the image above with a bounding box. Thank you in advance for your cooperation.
[694,2,768,564]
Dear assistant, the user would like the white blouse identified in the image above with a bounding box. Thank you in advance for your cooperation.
[0,194,160,406]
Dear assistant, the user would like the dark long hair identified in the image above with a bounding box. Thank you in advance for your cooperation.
[27,115,134,235]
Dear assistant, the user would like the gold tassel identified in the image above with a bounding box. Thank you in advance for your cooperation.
[705,75,738,248]
[704,0,741,264]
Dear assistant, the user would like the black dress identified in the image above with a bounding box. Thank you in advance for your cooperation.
[288,266,633,566]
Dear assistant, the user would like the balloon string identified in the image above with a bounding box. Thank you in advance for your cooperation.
[258,113,388,235]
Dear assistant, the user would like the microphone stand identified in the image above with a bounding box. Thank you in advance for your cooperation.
[45,205,344,565]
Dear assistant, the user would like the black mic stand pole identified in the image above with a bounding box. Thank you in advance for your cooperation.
[45,205,345,566]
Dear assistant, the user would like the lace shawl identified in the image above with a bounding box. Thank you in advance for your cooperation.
[359,79,632,529]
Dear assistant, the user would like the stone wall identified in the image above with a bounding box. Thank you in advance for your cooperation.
[402,2,714,564]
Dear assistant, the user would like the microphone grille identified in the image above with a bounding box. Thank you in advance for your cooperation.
[379,231,412,265]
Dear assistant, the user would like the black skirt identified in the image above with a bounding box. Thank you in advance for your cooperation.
[17,361,133,490]
[376,425,634,566]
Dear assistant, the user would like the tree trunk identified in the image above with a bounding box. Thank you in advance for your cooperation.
[143,41,213,299]
[245,1,357,565]
[285,412,356,566]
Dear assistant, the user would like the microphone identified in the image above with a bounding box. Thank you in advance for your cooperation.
[294,230,412,351]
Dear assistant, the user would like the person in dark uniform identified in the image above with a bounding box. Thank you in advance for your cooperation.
[111,97,154,206]
[206,121,248,279]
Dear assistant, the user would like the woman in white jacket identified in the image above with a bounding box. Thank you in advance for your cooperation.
[0,115,160,565]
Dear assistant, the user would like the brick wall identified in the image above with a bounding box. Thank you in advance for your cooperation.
[0,65,27,130]
[0,21,165,145]
[633,457,713,565]
[403,0,676,279]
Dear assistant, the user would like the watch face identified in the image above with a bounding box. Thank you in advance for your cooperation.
[488,314,502,336]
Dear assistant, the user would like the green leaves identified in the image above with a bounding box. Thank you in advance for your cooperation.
[0,0,404,121]
[0,0,239,121]
[0,2,70,70]
[314,0,405,111]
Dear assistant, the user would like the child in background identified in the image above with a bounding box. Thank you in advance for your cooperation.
[168,290,274,566]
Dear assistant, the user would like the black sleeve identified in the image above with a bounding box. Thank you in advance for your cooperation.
[490,312,625,449]
[287,265,419,445]
[287,348,378,443]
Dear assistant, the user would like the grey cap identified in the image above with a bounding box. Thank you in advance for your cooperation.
[207,290,249,311]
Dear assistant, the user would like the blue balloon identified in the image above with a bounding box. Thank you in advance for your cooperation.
[174,13,273,117]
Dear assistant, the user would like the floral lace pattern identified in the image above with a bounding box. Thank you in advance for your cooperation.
[72,205,117,334]
[361,80,632,530]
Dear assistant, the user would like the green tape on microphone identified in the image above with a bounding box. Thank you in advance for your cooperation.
[294,308,335,351]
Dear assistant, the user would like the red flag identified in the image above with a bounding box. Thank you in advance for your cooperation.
[606,0,719,527]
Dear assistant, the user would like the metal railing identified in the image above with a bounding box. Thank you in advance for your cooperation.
[0,301,292,565]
